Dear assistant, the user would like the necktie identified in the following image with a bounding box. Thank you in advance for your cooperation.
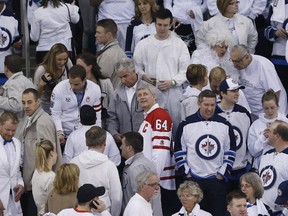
[3,140,12,145]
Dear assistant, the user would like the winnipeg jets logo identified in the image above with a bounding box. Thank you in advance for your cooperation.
[0,27,12,51]
[260,166,276,190]
[233,126,243,150]
[196,134,220,160]
[201,140,215,156]
[0,34,7,46]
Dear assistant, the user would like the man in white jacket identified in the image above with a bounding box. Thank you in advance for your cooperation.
[70,126,122,216]
[50,65,102,145]
[0,112,24,216]
[134,8,190,134]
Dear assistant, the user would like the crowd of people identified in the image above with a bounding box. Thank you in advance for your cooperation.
[1,0,288,215]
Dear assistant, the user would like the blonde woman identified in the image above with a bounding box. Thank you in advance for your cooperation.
[173,181,211,216]
[32,140,57,216]
[45,163,80,214]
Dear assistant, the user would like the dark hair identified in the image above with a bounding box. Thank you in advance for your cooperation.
[69,65,86,81]
[122,132,143,153]
[273,120,288,141]
[97,19,118,37]
[261,89,279,107]
[80,105,96,125]
[226,190,246,205]
[155,8,173,24]
[4,54,22,73]
[76,53,105,81]
[186,64,207,86]
[198,90,216,103]
[85,126,107,147]
[41,0,61,7]
[22,88,40,100]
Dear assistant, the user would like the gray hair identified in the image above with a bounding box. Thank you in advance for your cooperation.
[177,181,204,203]
[206,28,234,47]
[136,171,157,192]
[231,44,249,55]
[136,84,157,97]
[115,58,135,74]
[240,172,264,199]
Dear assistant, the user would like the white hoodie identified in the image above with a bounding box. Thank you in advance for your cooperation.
[248,112,288,169]
[70,150,122,216]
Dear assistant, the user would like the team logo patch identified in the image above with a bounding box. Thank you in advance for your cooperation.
[86,96,90,102]
[233,126,243,150]
[51,93,55,100]
[195,134,220,160]
[0,27,12,51]
[65,96,71,102]
[259,166,276,190]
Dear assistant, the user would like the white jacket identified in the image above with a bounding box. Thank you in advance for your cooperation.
[63,125,120,165]
[134,32,190,130]
[51,80,102,136]
[195,13,258,54]
[172,204,212,216]
[248,112,288,169]
[30,2,79,51]
[70,150,122,216]
[0,137,23,216]
[207,0,266,19]
[0,5,20,74]
[98,0,134,24]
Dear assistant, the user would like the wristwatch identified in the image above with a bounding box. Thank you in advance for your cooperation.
[172,80,177,86]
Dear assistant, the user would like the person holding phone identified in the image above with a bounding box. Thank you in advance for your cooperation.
[57,184,111,216]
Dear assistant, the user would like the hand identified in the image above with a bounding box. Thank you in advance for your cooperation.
[172,18,181,30]
[275,28,288,40]
[92,199,107,213]
[39,72,52,87]
[142,74,156,86]
[14,185,24,202]
[263,128,270,138]
[0,199,4,216]
[188,10,195,19]
[157,80,173,91]
[216,174,224,180]
[113,133,123,144]
[12,40,22,49]
[58,134,65,145]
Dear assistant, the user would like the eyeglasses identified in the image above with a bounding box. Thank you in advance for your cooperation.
[240,183,252,189]
[230,53,247,64]
[228,1,240,5]
[144,182,160,188]
[178,194,197,200]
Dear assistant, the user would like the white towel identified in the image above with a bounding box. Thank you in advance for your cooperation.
[189,6,203,33]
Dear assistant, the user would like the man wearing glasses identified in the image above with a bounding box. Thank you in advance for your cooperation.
[230,44,288,121]
[123,171,160,216]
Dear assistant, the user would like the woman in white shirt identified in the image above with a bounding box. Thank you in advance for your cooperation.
[248,89,288,170]
[32,140,57,216]
[172,181,212,216]
[30,0,79,64]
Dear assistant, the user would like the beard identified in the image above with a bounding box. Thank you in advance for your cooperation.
[151,191,159,200]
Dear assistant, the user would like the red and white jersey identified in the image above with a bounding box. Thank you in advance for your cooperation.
[139,104,175,190]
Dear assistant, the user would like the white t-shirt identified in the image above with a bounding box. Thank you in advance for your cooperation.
[32,170,55,215]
